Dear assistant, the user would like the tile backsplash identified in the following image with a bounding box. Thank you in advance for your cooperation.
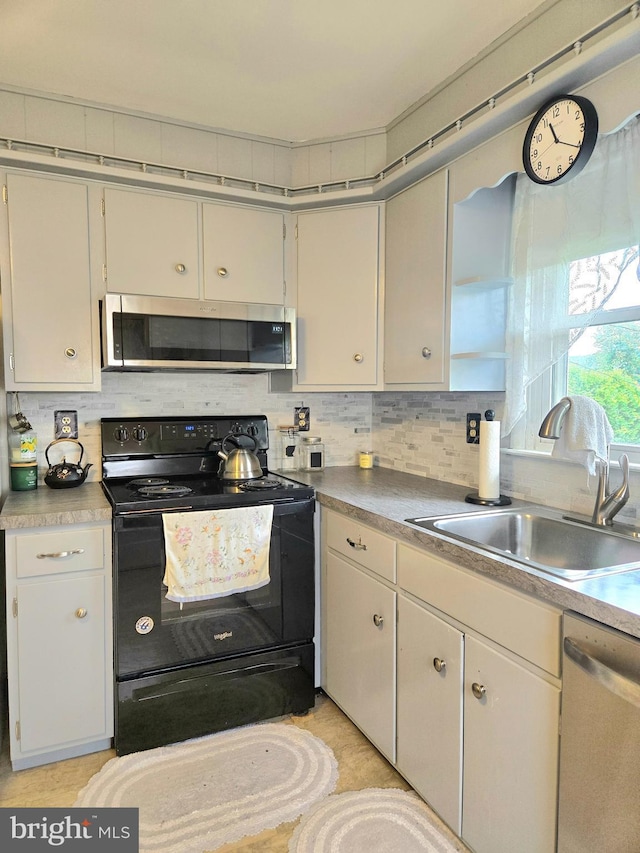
[8,381,639,524]
[9,373,372,481]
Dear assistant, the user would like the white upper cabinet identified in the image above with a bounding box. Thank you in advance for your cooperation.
[384,169,448,387]
[103,187,200,299]
[293,204,382,389]
[448,173,515,391]
[202,203,285,304]
[1,172,101,391]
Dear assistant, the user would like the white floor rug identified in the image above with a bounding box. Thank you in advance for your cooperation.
[288,788,464,853]
[74,722,338,853]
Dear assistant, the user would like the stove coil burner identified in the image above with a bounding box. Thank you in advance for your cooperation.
[137,484,194,498]
[239,478,282,491]
[128,478,170,488]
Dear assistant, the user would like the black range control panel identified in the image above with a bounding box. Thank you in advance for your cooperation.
[101,415,269,458]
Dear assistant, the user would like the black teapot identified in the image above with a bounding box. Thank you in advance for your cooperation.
[44,439,93,489]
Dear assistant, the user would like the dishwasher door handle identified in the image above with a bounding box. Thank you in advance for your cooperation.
[564,636,640,709]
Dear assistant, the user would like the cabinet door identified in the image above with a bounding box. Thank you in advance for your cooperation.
[4,173,98,388]
[396,596,463,833]
[16,574,108,752]
[324,552,395,760]
[203,203,284,304]
[104,187,200,298]
[384,170,447,385]
[296,206,380,386]
[462,636,560,853]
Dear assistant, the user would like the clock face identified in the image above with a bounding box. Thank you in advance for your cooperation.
[523,95,598,185]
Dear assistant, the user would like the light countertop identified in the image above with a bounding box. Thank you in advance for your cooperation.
[0,481,112,530]
[286,466,640,640]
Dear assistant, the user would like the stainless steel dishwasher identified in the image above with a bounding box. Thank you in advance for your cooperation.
[558,612,640,852]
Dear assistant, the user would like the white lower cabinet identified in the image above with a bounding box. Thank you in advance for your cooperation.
[323,506,562,853]
[462,634,560,853]
[5,522,113,769]
[396,596,463,831]
[322,508,397,761]
[324,552,396,762]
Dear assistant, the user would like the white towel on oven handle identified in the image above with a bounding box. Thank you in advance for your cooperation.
[162,504,274,603]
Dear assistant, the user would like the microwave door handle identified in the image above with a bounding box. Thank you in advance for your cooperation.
[564,637,640,709]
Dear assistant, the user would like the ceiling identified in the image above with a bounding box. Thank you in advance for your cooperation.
[0,0,550,142]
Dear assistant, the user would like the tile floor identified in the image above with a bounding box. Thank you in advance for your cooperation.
[0,692,469,851]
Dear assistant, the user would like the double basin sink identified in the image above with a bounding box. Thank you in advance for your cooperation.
[406,507,640,581]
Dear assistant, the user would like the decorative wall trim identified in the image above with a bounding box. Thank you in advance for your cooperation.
[0,4,638,209]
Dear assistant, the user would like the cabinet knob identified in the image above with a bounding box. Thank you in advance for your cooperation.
[75,607,88,619]
[433,657,446,673]
[217,267,229,278]
[175,263,187,274]
[65,347,78,360]
[471,682,486,699]
[422,347,432,359]
[372,613,384,628]
[353,353,364,363]
[346,537,367,551]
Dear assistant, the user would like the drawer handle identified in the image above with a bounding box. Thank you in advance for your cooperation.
[471,682,486,700]
[217,267,229,278]
[422,347,432,359]
[37,549,85,559]
[346,537,367,551]
[433,657,446,673]
[175,263,187,274]
[372,613,384,628]
[64,347,78,360]
[75,608,88,619]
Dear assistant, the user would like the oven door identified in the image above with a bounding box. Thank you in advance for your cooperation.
[113,498,314,679]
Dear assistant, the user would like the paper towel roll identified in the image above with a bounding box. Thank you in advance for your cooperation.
[478,420,501,500]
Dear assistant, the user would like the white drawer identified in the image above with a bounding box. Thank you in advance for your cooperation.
[15,528,106,578]
[398,542,561,676]
[325,508,396,583]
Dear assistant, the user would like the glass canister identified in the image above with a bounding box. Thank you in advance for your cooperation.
[278,426,300,471]
[9,427,38,490]
[300,436,324,471]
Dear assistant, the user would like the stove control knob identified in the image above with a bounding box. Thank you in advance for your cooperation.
[246,423,258,437]
[132,427,148,442]
[114,426,129,443]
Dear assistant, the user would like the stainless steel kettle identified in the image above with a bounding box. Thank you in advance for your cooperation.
[44,438,93,489]
[217,433,263,481]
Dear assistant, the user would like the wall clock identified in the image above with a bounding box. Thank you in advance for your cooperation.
[522,94,598,185]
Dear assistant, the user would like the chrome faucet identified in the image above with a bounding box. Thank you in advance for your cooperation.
[539,398,630,527]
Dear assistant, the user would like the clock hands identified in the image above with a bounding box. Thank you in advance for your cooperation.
[549,121,580,148]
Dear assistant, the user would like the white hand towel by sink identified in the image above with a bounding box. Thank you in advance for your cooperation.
[551,395,614,476]
[162,504,273,603]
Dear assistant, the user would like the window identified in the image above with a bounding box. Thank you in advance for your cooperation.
[504,116,640,452]
[514,246,640,461]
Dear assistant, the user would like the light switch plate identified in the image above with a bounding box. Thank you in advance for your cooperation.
[54,410,78,439]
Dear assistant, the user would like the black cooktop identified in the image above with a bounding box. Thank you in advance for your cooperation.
[102,472,314,514]
[101,415,314,513]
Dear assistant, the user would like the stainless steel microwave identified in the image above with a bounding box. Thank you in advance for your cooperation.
[101,294,296,372]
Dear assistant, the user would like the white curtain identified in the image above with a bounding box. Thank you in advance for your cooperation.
[503,116,640,436]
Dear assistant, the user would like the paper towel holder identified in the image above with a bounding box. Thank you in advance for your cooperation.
[465,410,512,506]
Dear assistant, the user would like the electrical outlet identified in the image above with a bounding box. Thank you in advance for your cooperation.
[54,410,78,439]
[294,406,310,431]
[466,412,481,444]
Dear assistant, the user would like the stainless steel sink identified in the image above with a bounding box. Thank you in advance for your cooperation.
[406,508,640,581]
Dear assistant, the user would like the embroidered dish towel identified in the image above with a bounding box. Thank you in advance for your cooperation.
[162,504,274,603]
